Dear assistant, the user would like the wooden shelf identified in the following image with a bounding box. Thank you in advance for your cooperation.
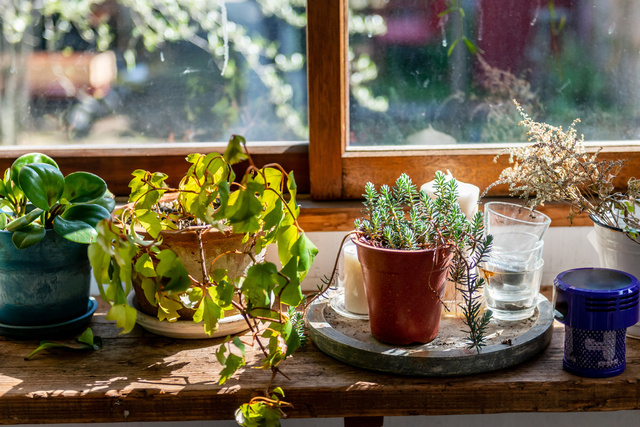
[1,300,640,424]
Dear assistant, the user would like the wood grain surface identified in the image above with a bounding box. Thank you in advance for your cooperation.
[296,196,594,232]
[1,300,640,424]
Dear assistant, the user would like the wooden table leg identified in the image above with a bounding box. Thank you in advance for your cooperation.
[344,416,384,427]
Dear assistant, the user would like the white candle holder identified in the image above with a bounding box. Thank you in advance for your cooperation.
[331,239,369,320]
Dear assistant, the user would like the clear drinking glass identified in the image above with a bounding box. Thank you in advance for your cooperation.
[480,258,544,321]
[482,202,549,321]
[484,202,551,246]
[488,239,545,273]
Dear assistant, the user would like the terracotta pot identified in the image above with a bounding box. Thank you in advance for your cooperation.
[132,227,253,319]
[353,237,453,345]
[125,194,255,319]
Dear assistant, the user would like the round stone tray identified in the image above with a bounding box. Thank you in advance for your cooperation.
[305,295,554,377]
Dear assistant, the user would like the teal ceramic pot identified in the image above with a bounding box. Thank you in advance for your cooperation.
[0,229,91,326]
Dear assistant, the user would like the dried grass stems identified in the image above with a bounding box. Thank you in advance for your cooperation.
[485,100,640,235]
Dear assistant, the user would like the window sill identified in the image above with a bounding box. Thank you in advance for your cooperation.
[297,196,592,232]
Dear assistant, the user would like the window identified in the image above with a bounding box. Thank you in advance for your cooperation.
[308,0,640,200]
[350,0,640,147]
[2,1,640,205]
[0,0,309,195]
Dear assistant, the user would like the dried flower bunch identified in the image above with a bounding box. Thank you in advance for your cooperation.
[486,100,640,233]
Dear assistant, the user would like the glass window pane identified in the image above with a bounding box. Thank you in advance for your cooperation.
[349,0,640,146]
[0,0,307,146]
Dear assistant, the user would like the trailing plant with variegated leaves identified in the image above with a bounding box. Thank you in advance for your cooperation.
[0,153,114,249]
[88,134,317,426]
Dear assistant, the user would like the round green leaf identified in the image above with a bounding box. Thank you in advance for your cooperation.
[4,208,43,232]
[55,204,111,244]
[10,153,58,190]
[61,204,111,227]
[0,179,7,198]
[94,192,116,213]
[18,163,65,211]
[53,216,97,244]
[11,223,46,249]
[62,172,108,204]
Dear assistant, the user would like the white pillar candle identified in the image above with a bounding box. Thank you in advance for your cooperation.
[420,171,480,220]
[422,172,480,318]
[341,243,368,315]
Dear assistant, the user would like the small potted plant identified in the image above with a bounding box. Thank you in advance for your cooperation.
[0,153,114,335]
[89,135,317,423]
[350,172,492,349]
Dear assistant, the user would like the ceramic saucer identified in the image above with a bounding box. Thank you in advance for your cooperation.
[0,297,98,340]
[127,293,250,339]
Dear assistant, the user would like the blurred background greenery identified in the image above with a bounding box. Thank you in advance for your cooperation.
[1,0,638,147]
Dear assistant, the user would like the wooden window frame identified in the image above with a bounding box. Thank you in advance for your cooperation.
[307,0,640,204]
[0,142,309,197]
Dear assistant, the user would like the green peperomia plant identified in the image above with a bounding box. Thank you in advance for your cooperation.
[88,135,318,425]
[0,153,114,249]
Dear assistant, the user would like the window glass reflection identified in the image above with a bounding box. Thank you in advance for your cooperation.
[0,0,307,146]
[349,0,640,146]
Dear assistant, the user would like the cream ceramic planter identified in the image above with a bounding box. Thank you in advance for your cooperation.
[590,217,640,338]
